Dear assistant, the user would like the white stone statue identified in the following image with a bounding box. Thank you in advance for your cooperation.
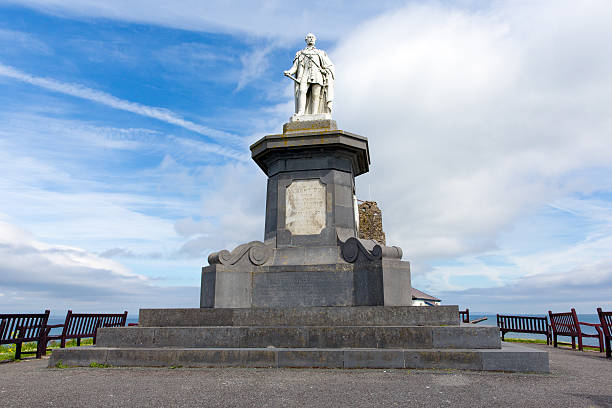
[284,33,335,121]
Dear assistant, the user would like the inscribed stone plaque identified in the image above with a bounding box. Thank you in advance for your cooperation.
[286,179,326,235]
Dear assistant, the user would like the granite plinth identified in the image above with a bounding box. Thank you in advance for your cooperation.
[139,306,460,327]
[95,325,501,349]
[283,119,337,133]
[48,343,549,373]
[201,259,410,308]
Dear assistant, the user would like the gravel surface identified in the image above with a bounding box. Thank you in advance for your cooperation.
[0,343,610,407]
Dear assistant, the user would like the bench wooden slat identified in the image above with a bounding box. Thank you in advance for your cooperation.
[598,308,612,358]
[549,308,604,352]
[0,311,50,359]
[497,314,550,344]
[47,311,128,349]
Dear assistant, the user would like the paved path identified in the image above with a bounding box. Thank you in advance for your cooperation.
[0,343,610,407]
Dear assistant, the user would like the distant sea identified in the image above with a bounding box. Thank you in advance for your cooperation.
[45,314,604,348]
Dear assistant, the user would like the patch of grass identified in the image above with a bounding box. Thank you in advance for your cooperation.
[54,361,69,369]
[504,337,602,351]
[47,338,94,349]
[0,342,40,361]
[1,337,96,362]
[169,365,183,369]
[89,362,112,368]
[504,338,548,344]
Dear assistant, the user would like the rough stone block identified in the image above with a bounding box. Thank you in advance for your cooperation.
[214,268,252,308]
[49,347,108,367]
[277,349,344,368]
[139,306,461,327]
[241,327,309,348]
[481,343,550,373]
[174,349,276,368]
[404,350,483,371]
[96,327,156,348]
[344,350,405,368]
[432,326,501,349]
[381,260,412,306]
[282,119,337,133]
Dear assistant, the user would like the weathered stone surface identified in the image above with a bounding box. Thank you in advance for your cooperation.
[481,342,550,372]
[358,201,386,244]
[201,263,387,308]
[97,325,501,350]
[432,326,501,349]
[250,130,370,177]
[381,260,411,306]
[277,349,344,368]
[139,306,461,327]
[285,179,326,235]
[49,344,550,372]
[344,350,405,368]
[405,350,483,371]
[282,119,337,133]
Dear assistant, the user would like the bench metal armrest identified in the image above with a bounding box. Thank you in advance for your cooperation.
[579,322,603,336]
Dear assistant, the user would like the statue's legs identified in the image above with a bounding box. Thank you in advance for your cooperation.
[297,82,309,115]
[309,84,322,114]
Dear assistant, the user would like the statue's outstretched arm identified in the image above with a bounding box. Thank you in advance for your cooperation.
[284,52,300,76]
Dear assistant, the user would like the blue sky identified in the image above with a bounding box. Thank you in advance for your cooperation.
[1,0,611,315]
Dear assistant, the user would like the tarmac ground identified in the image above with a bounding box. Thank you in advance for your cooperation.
[0,343,610,408]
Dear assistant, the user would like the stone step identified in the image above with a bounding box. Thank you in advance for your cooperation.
[48,343,549,373]
[97,325,500,350]
[138,306,460,327]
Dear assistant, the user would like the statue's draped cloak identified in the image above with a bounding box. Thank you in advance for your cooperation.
[292,48,335,114]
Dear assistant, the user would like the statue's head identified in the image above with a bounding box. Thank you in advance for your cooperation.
[305,33,316,46]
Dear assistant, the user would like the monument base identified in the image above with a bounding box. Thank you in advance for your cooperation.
[202,259,410,308]
[49,306,550,373]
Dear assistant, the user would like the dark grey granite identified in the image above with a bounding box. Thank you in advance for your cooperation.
[202,262,390,308]
[139,306,461,327]
[344,349,405,369]
[432,326,501,349]
[380,260,412,306]
[48,344,550,372]
[97,325,501,350]
[250,130,370,177]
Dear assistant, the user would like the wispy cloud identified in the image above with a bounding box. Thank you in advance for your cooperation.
[0,62,243,146]
[0,28,52,55]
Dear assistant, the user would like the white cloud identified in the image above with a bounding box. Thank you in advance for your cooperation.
[0,63,244,148]
[2,0,612,313]
[0,220,198,314]
[326,0,612,309]
[332,0,612,260]
[2,0,407,41]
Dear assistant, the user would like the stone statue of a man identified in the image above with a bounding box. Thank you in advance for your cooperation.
[284,33,335,120]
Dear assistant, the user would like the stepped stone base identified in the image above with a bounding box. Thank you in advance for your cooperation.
[49,343,549,373]
[48,306,549,373]
[95,325,501,349]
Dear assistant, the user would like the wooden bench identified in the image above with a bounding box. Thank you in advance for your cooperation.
[597,308,612,358]
[46,310,128,349]
[459,309,469,323]
[0,310,50,359]
[496,314,551,344]
[549,308,603,352]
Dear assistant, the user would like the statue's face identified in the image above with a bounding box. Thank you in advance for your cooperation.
[305,34,316,46]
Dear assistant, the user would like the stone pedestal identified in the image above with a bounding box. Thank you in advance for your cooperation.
[201,120,410,308]
[47,119,550,373]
